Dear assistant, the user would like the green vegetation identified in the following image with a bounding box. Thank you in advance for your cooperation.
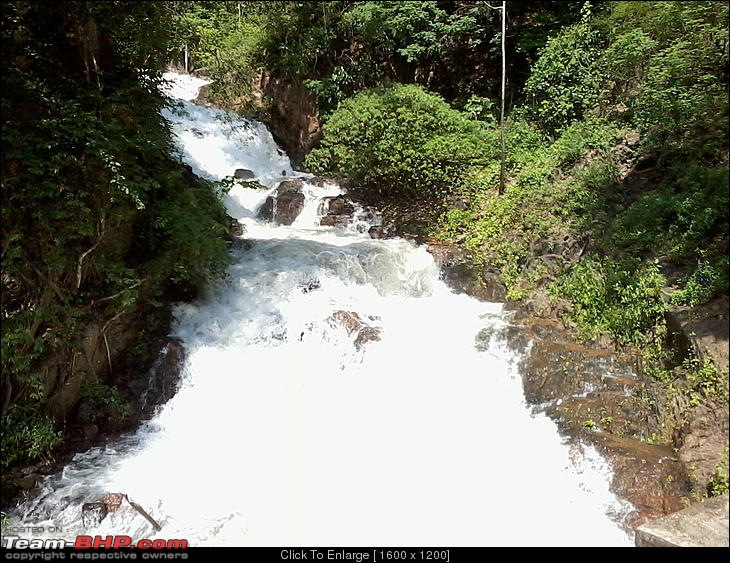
[551,257,667,347]
[1,2,230,470]
[708,452,729,497]
[305,84,497,204]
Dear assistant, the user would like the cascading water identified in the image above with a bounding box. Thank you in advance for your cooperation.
[2,73,634,547]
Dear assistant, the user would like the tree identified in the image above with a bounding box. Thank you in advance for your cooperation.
[305,83,498,202]
[484,2,508,194]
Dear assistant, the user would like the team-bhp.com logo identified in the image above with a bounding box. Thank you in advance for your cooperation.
[3,535,188,549]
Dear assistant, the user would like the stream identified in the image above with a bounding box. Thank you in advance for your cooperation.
[2,73,634,547]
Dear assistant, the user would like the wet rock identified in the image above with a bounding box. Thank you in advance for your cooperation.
[426,242,505,301]
[596,436,690,530]
[354,326,382,349]
[503,317,694,529]
[257,196,274,222]
[356,206,383,228]
[368,225,397,239]
[309,175,348,188]
[224,217,244,242]
[328,311,382,349]
[82,502,108,528]
[329,311,365,334]
[233,168,255,180]
[99,492,125,513]
[271,179,305,226]
[300,278,320,293]
[320,195,355,216]
[142,339,186,413]
[319,214,350,228]
[316,194,360,229]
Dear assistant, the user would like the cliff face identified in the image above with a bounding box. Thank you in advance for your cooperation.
[258,72,322,169]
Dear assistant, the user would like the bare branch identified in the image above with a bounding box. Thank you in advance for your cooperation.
[92,280,143,305]
[77,214,106,289]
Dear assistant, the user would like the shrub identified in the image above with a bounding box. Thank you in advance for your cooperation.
[551,257,667,347]
[306,83,498,203]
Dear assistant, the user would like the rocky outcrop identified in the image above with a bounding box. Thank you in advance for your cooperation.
[320,194,355,217]
[258,178,306,225]
[257,196,274,223]
[426,242,507,301]
[666,295,729,372]
[224,216,244,242]
[259,73,321,168]
[496,319,692,531]
[125,338,186,419]
[327,310,382,350]
[318,195,355,228]
[367,225,397,239]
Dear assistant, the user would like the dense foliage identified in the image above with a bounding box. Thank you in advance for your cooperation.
[306,84,498,204]
[1,1,230,469]
[173,1,585,111]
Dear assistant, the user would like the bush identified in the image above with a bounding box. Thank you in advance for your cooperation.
[522,3,604,135]
[305,83,498,203]
[551,257,667,347]
[1,403,62,469]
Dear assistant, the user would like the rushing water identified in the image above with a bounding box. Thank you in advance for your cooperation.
[2,73,634,547]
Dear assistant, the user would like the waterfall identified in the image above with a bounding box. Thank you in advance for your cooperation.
[1,73,633,548]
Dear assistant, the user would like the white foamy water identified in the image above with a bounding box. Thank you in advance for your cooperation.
[2,73,633,547]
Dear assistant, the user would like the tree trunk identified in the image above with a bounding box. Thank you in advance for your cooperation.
[499,1,507,195]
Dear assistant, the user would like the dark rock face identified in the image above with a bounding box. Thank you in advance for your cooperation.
[257,196,274,222]
[319,195,354,216]
[666,295,729,372]
[259,74,321,168]
[122,337,186,423]
[426,242,506,301]
[257,178,306,225]
[354,326,382,349]
[368,225,397,239]
[317,194,356,229]
[225,217,244,241]
[139,339,186,415]
[274,185,305,226]
[319,214,349,228]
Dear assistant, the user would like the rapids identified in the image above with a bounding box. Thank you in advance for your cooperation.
[1,73,633,548]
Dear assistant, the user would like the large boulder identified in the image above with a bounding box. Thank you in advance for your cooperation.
[320,195,355,216]
[317,195,356,229]
[125,338,186,420]
[257,179,306,225]
[233,168,255,180]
